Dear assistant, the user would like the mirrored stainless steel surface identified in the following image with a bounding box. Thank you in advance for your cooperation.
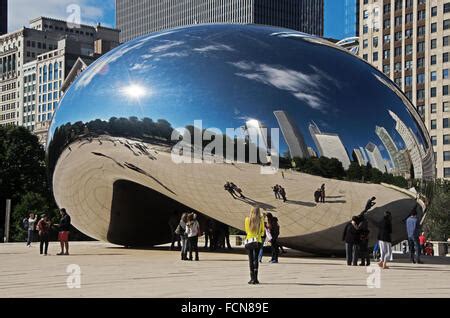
[47,24,434,253]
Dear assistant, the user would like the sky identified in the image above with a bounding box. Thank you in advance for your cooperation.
[8,0,355,40]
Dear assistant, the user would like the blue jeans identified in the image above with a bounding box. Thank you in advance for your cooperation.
[345,243,358,265]
[27,229,34,245]
[181,235,188,259]
[408,237,421,262]
[258,245,264,262]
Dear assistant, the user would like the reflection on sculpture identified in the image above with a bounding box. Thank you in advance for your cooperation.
[47,24,434,254]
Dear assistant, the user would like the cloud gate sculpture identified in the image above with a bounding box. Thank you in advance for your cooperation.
[47,24,434,254]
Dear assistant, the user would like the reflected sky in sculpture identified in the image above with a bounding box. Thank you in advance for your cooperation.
[49,24,432,179]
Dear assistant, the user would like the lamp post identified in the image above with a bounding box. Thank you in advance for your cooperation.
[4,199,11,243]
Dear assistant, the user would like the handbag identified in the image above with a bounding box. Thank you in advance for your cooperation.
[244,237,259,250]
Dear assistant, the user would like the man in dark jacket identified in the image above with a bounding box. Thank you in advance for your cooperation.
[357,213,371,266]
[406,210,423,264]
[342,216,359,266]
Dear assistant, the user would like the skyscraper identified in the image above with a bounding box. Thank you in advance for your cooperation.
[389,110,423,179]
[274,110,309,159]
[357,0,448,178]
[352,148,367,166]
[365,142,386,172]
[309,122,351,169]
[0,0,6,35]
[116,0,324,43]
[375,125,410,177]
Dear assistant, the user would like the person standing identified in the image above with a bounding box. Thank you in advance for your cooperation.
[419,232,427,255]
[279,186,287,202]
[244,207,265,285]
[342,216,359,266]
[406,210,423,264]
[37,214,51,255]
[377,211,393,269]
[26,212,38,247]
[320,184,326,203]
[357,214,370,266]
[272,185,280,199]
[269,217,280,263]
[186,213,200,261]
[56,208,71,255]
[168,211,181,251]
[176,213,188,260]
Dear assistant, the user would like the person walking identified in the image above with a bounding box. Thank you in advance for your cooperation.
[320,184,326,203]
[244,207,265,284]
[56,208,71,255]
[406,210,423,264]
[26,212,38,247]
[176,213,189,260]
[37,214,51,255]
[377,211,393,269]
[342,216,359,266]
[258,219,269,263]
[186,213,200,261]
[269,217,280,263]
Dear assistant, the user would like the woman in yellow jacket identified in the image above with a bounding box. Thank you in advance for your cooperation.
[244,207,265,284]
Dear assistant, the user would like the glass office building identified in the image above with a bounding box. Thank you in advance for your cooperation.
[116,0,324,42]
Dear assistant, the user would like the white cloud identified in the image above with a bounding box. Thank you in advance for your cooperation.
[8,0,110,31]
[193,44,234,53]
[230,61,338,112]
[150,41,184,53]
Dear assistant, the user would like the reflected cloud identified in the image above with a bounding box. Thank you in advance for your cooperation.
[229,61,338,112]
[193,44,235,52]
[150,40,184,53]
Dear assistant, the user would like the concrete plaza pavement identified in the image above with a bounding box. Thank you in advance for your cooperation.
[0,242,449,298]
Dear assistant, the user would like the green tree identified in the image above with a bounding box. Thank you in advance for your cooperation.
[0,126,53,241]
[347,162,363,181]
[423,180,450,241]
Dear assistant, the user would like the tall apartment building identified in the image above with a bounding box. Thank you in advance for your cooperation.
[358,0,450,179]
[0,17,120,143]
[0,0,6,35]
[116,0,324,43]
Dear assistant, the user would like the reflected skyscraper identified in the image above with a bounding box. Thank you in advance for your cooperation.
[389,110,423,179]
[309,122,351,169]
[365,142,386,172]
[352,148,367,166]
[274,110,309,159]
[375,125,410,177]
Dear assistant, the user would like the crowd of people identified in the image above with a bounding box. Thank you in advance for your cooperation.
[224,182,246,199]
[343,197,428,270]
[175,212,201,261]
[22,208,71,256]
[314,184,326,203]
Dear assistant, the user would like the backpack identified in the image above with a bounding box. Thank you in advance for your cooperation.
[22,218,29,230]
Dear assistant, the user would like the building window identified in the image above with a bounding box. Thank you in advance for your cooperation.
[445,19,450,30]
[444,151,450,161]
[384,50,390,59]
[417,42,425,52]
[445,85,450,95]
[431,136,437,146]
[444,134,450,144]
[431,39,437,49]
[445,168,450,178]
[444,101,450,112]
[431,103,437,113]
[405,60,413,70]
[431,87,437,97]
[363,39,368,48]
[444,69,449,79]
[445,36,450,46]
[373,52,379,61]
[445,3,450,13]
[445,118,450,128]
[431,119,437,129]
[431,6,438,17]
[417,73,425,84]
[431,55,437,65]
[431,71,437,81]
[405,76,413,86]
[417,89,425,100]
[431,23,437,33]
